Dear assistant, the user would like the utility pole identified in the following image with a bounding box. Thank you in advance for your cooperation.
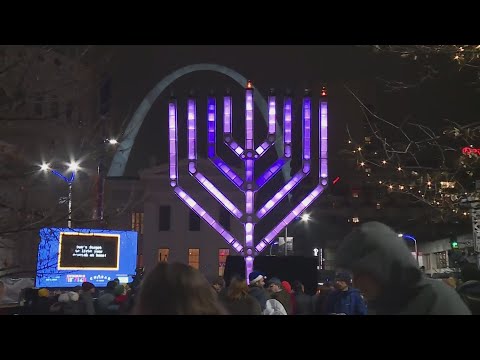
[95,75,111,225]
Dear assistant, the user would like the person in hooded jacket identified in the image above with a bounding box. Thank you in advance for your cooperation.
[457,262,480,314]
[336,221,471,315]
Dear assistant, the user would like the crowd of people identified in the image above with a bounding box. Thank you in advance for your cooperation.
[5,221,480,315]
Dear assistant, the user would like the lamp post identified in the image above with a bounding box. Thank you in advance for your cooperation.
[282,213,311,256]
[41,161,79,228]
[399,233,418,264]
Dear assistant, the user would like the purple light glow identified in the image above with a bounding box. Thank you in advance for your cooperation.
[174,187,243,252]
[246,190,254,214]
[256,172,305,219]
[245,89,254,150]
[188,99,196,161]
[193,173,243,219]
[245,256,254,284]
[284,98,292,151]
[211,157,244,188]
[256,158,285,188]
[223,96,231,134]
[303,97,311,160]
[268,96,276,135]
[227,140,244,156]
[320,101,328,180]
[245,159,253,183]
[245,222,254,247]
[207,97,216,158]
[256,184,326,252]
[255,141,270,156]
[169,102,178,182]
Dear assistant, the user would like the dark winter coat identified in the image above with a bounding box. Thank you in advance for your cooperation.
[336,222,471,315]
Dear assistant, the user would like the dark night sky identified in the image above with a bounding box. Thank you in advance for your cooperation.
[101,45,480,243]
[106,45,480,180]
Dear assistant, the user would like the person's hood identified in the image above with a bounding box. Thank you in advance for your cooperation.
[458,280,480,295]
[336,222,422,304]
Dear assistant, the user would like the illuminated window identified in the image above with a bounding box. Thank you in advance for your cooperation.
[131,212,144,235]
[158,206,171,231]
[376,203,381,210]
[352,191,359,198]
[440,181,455,189]
[364,136,371,144]
[435,251,448,269]
[352,217,360,223]
[188,248,200,269]
[158,248,169,263]
[218,249,230,276]
[423,254,431,270]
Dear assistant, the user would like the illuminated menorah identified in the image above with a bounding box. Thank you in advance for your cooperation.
[169,81,328,280]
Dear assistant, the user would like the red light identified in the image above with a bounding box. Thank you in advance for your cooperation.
[332,176,340,185]
[463,147,480,155]
[321,87,327,97]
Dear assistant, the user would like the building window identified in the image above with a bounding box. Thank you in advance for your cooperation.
[158,206,171,231]
[352,190,359,198]
[158,248,169,263]
[189,210,201,231]
[34,96,43,116]
[440,181,455,189]
[188,248,200,269]
[131,212,144,235]
[352,217,360,223]
[51,96,59,119]
[218,249,230,276]
[364,136,371,144]
[423,254,431,270]
[66,101,73,123]
[219,206,231,231]
[435,251,448,269]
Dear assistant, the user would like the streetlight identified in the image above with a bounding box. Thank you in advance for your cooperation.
[40,160,79,228]
[282,213,311,256]
[398,233,418,264]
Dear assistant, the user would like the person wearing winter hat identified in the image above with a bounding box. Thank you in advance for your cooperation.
[78,282,96,315]
[31,288,52,314]
[248,271,270,311]
[38,288,50,298]
[324,272,367,315]
[267,277,292,314]
[336,221,471,315]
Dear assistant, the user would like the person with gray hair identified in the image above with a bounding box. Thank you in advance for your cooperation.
[336,221,471,315]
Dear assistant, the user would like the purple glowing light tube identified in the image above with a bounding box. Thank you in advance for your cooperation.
[207,97,244,189]
[224,95,244,156]
[256,96,312,219]
[256,93,329,252]
[188,98,243,219]
[174,187,243,252]
[168,101,178,184]
[245,89,254,150]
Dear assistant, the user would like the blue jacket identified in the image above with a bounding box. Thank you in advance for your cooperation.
[325,288,367,315]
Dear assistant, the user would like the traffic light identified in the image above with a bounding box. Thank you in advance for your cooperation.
[450,234,459,249]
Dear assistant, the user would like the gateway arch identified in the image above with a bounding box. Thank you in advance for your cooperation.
[107,63,289,180]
